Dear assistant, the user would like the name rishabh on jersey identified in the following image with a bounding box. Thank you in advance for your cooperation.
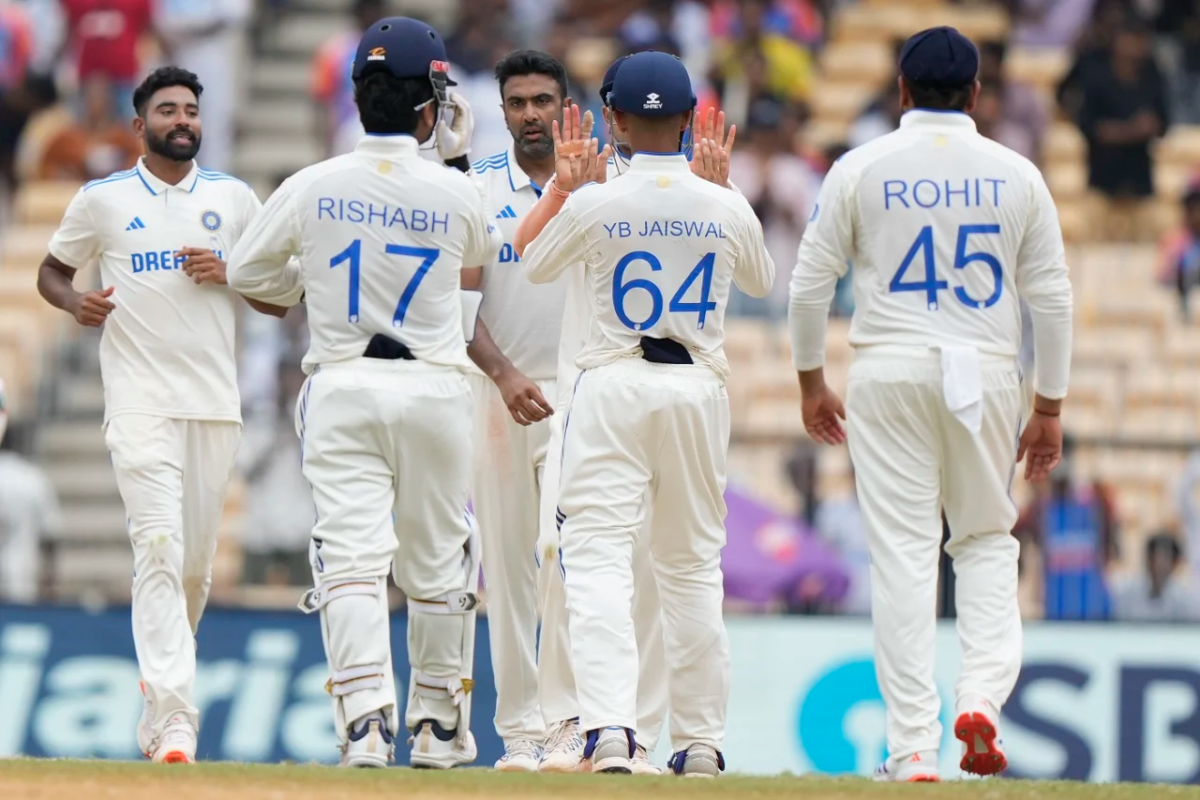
[790,110,1072,396]
[522,153,774,382]
[227,135,501,375]
[470,148,568,381]
[47,158,262,425]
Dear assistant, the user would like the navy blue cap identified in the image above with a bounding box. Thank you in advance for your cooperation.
[610,51,696,117]
[899,26,979,88]
[351,16,457,86]
[599,55,630,106]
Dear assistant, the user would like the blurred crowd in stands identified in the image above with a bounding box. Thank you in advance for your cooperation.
[5,0,1200,622]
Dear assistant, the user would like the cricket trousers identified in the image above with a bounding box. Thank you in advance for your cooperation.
[556,359,730,754]
[105,413,241,739]
[298,359,478,738]
[470,373,555,744]
[846,346,1025,762]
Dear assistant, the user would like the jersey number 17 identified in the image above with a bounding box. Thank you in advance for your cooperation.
[330,239,440,325]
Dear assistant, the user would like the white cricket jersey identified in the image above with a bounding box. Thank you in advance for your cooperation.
[470,147,566,380]
[227,135,502,375]
[48,158,259,425]
[523,153,774,383]
[789,110,1073,398]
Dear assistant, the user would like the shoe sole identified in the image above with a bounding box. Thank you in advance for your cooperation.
[158,751,193,764]
[495,762,539,773]
[538,760,585,774]
[594,756,632,774]
[906,774,941,782]
[955,711,1007,776]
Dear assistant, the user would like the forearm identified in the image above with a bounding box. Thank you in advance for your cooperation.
[37,261,81,314]
[798,367,828,394]
[514,181,567,257]
[1027,294,1073,401]
[229,259,304,306]
[245,298,289,318]
[788,263,840,371]
[467,318,517,381]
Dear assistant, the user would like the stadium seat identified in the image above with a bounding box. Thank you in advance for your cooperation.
[13,181,80,225]
[1006,47,1071,90]
[1042,122,1086,163]
[809,81,880,124]
[819,41,895,85]
[1044,161,1088,200]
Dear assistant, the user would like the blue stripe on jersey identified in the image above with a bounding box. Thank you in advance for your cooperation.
[197,172,251,189]
[471,152,509,173]
[83,169,137,191]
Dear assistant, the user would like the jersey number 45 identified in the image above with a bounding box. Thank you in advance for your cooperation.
[614,250,718,331]
[889,224,1003,311]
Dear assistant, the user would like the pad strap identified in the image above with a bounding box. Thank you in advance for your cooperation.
[413,671,474,707]
[325,663,387,696]
[298,579,379,614]
[407,592,478,615]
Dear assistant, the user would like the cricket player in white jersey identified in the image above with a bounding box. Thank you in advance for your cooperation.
[226,17,498,769]
[37,66,289,765]
[789,27,1071,782]
[521,51,774,777]
[465,51,671,774]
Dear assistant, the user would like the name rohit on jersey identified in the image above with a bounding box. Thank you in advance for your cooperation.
[604,220,727,239]
[317,198,451,233]
[883,178,1007,210]
[131,249,225,273]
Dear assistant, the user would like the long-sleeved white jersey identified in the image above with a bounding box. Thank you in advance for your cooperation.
[523,153,774,383]
[227,135,502,374]
[789,110,1073,399]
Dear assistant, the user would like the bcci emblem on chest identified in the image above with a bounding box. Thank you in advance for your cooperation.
[201,210,222,232]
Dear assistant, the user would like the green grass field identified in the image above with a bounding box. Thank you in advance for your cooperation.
[2,760,1200,800]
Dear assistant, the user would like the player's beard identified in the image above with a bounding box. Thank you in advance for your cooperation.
[147,126,202,162]
[516,123,553,159]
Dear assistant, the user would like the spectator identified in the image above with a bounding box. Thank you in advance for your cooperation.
[0,0,33,92]
[617,0,681,56]
[1057,0,1129,120]
[974,79,1038,162]
[239,364,315,587]
[1156,0,1200,123]
[1112,532,1199,622]
[34,73,140,181]
[848,79,902,148]
[155,0,253,172]
[1074,20,1169,241]
[1159,186,1200,317]
[1015,437,1118,621]
[729,98,817,317]
[0,415,62,604]
[710,0,826,50]
[711,0,814,106]
[0,71,57,193]
[59,0,156,121]
[1176,448,1200,585]
[978,39,1047,164]
[311,0,382,157]
[1009,0,1098,49]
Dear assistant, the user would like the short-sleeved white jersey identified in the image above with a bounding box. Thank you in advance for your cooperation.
[48,158,259,425]
[227,135,502,375]
[789,110,1073,397]
[523,153,774,383]
[470,147,566,380]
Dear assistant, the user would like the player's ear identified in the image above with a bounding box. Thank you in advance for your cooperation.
[131,114,145,140]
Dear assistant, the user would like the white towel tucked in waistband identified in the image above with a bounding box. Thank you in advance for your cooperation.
[940,345,982,434]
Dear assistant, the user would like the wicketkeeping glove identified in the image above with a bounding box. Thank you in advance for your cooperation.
[436,91,475,161]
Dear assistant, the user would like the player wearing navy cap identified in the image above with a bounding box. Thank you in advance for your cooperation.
[521,51,773,777]
[227,16,500,769]
[789,26,1071,781]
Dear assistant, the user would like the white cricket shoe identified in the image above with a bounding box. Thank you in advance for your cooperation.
[150,715,196,764]
[539,718,585,773]
[668,744,724,778]
[955,697,1007,777]
[631,744,663,775]
[409,719,477,769]
[587,727,633,774]
[340,714,394,768]
[872,750,940,782]
[494,739,542,772]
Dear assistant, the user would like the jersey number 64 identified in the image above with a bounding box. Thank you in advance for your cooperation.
[614,250,718,331]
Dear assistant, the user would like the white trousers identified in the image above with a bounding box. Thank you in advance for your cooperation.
[557,359,730,753]
[846,347,1025,761]
[299,359,475,733]
[105,413,241,738]
[470,373,554,743]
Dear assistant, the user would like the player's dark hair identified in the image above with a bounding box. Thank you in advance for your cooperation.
[904,78,974,112]
[133,67,203,117]
[354,72,435,135]
[494,50,569,101]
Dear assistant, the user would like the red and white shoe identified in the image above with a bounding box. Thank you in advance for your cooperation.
[137,681,154,758]
[955,700,1007,777]
[873,750,940,782]
[151,715,197,764]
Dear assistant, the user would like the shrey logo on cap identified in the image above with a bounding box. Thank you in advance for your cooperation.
[368,46,386,61]
[644,92,662,110]
[430,60,450,73]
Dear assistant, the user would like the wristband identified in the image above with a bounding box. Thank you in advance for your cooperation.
[549,181,570,199]
[1034,408,1060,418]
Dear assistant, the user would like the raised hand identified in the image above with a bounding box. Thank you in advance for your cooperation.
[552,104,611,193]
[690,107,737,188]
